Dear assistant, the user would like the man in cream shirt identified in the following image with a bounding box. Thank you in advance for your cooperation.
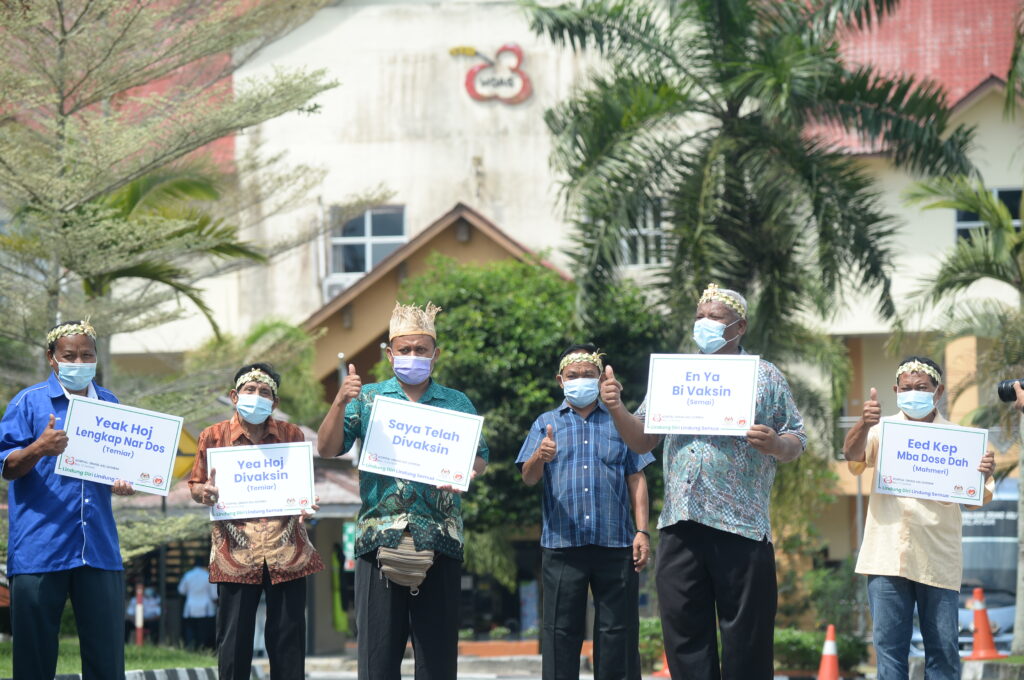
[844,356,995,680]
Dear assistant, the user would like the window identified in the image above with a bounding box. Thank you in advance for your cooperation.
[622,200,673,267]
[323,205,406,299]
[955,188,1021,241]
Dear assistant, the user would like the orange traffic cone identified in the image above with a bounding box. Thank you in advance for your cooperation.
[653,649,672,678]
[817,624,839,680]
[966,587,1008,660]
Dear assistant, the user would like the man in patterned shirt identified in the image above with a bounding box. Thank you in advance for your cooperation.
[602,284,806,680]
[517,344,654,680]
[317,302,489,680]
[188,363,324,680]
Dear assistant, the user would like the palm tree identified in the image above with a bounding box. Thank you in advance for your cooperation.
[525,0,973,379]
[85,166,266,335]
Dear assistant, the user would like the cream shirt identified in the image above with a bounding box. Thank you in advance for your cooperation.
[851,412,994,591]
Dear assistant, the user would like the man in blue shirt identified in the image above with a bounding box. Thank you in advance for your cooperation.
[0,320,135,680]
[517,344,654,680]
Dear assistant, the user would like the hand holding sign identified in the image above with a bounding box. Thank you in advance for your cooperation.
[863,387,881,426]
[979,449,996,479]
[112,479,136,496]
[746,424,781,456]
[37,414,68,456]
[600,365,623,410]
[537,424,557,463]
[202,468,220,506]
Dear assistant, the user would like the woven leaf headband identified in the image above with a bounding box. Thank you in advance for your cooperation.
[235,369,279,396]
[47,319,96,345]
[559,351,605,373]
[896,360,941,384]
[698,283,747,318]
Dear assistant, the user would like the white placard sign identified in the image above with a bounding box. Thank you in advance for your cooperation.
[57,396,182,496]
[643,354,759,436]
[358,396,484,491]
[206,442,316,521]
[875,419,988,506]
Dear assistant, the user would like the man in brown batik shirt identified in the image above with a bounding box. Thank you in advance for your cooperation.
[188,363,323,680]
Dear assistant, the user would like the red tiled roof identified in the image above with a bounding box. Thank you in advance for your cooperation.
[822,0,1016,153]
[840,0,1016,104]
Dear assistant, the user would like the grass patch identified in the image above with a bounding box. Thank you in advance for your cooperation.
[0,638,215,677]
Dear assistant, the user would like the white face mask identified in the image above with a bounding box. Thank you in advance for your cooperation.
[692,318,740,354]
[236,393,273,424]
[897,390,936,420]
[56,361,97,390]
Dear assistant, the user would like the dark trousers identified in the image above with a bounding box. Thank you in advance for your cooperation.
[541,546,640,680]
[216,565,307,680]
[656,521,777,680]
[182,616,216,649]
[355,552,461,680]
[10,566,125,680]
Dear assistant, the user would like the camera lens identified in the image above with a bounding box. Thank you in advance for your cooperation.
[997,379,1022,403]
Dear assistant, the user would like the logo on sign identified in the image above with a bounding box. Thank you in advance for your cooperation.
[954,484,964,493]
[154,476,164,485]
[968,487,977,497]
[883,476,893,485]
[65,456,76,466]
[139,472,150,481]
[287,497,296,505]
[300,498,308,506]
[450,44,532,105]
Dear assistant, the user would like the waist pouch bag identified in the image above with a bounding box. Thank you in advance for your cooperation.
[376,533,434,595]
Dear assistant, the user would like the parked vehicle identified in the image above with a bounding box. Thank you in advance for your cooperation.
[911,477,1017,656]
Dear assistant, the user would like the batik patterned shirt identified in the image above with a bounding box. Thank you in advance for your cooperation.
[189,414,324,585]
[341,377,490,560]
[636,355,806,542]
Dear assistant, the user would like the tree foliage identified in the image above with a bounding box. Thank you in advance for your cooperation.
[125,319,326,429]
[524,0,974,414]
[0,0,337,356]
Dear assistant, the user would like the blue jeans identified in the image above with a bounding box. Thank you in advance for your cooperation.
[867,575,960,680]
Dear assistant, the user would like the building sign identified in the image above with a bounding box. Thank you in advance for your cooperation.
[450,44,532,105]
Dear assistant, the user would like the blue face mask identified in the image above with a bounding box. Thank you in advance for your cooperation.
[897,390,936,420]
[393,355,433,385]
[563,378,599,408]
[236,393,274,424]
[692,318,740,354]
[56,362,96,391]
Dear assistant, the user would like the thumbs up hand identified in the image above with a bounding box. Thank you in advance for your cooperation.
[863,387,881,426]
[37,413,69,456]
[537,424,557,463]
[600,365,623,410]
[336,363,362,407]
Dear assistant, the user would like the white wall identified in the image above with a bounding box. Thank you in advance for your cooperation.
[114,0,594,354]
[829,87,1023,336]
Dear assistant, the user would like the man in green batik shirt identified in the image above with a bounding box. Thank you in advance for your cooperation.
[317,302,489,680]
